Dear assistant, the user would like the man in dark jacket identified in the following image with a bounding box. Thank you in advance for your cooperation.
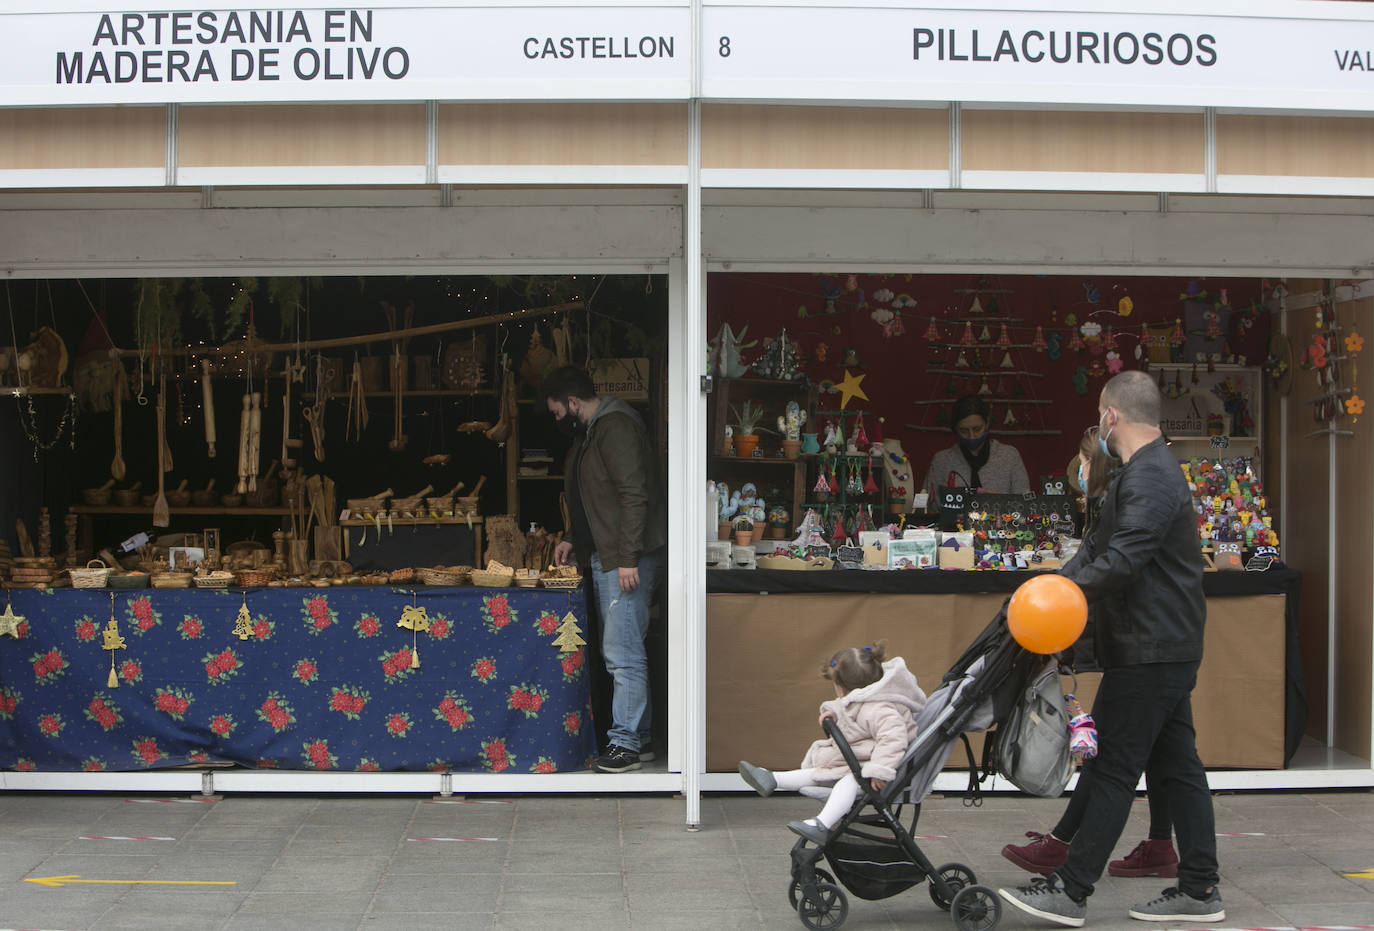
[545,366,668,774]
[999,370,1223,927]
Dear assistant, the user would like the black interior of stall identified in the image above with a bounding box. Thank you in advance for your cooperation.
[1,274,670,752]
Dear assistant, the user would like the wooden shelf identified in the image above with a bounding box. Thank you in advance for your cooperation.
[8,387,76,397]
[71,506,292,516]
[338,516,483,527]
[518,475,565,481]
[304,388,496,400]
[711,456,802,466]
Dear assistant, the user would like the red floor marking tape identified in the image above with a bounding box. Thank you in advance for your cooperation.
[79,835,177,841]
[406,837,500,842]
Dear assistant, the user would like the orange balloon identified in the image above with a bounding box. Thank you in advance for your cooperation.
[1007,575,1088,654]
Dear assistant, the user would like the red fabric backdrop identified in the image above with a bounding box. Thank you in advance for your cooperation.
[707,273,1267,487]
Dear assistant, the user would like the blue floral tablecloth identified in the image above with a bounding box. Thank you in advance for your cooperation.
[0,587,594,774]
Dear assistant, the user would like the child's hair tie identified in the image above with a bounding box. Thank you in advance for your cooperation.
[862,646,872,652]
[830,658,838,667]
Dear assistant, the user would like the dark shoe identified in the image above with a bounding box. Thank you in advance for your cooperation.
[1128,886,1225,922]
[1002,831,1069,877]
[738,761,776,797]
[998,875,1087,928]
[593,745,642,773]
[638,749,656,763]
[1109,839,1179,878]
[786,819,829,845]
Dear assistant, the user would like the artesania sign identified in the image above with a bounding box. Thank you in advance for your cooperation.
[7,3,1374,110]
[0,3,692,105]
[700,1,1374,112]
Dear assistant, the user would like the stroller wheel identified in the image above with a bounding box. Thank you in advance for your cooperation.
[787,867,836,910]
[951,884,1002,931]
[797,881,848,931]
[929,862,978,910]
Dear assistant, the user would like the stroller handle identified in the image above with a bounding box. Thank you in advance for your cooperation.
[822,717,868,786]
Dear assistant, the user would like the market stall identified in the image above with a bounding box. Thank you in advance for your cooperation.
[0,585,594,773]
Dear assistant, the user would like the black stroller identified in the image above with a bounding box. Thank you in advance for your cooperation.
[785,607,1035,931]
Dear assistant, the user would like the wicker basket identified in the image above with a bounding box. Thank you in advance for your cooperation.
[107,572,150,590]
[68,559,111,589]
[539,575,583,589]
[418,566,472,586]
[150,571,193,589]
[235,568,278,587]
[471,568,515,587]
[194,571,235,589]
[387,568,416,584]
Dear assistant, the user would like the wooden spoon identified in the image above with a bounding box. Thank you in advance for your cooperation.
[153,387,169,528]
[110,366,126,481]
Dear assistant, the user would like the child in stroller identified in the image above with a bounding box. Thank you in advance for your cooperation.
[738,641,927,843]
[738,607,1039,931]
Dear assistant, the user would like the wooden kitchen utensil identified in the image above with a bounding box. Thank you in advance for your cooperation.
[153,385,170,527]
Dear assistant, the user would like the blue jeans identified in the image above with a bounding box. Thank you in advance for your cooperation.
[590,549,663,753]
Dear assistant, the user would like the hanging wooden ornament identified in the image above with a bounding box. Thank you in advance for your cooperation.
[923,317,941,342]
[955,351,970,368]
[1000,352,1015,369]
[553,611,586,655]
[0,598,24,639]
[1032,326,1047,352]
[960,322,976,347]
[969,296,984,315]
[397,595,430,668]
[997,324,1011,349]
[233,593,255,641]
[102,593,126,688]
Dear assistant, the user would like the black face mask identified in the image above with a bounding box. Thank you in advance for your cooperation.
[555,414,578,437]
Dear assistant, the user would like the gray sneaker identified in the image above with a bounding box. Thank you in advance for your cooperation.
[1128,886,1225,922]
[738,760,776,797]
[998,875,1087,928]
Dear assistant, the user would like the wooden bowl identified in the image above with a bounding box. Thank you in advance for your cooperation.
[82,488,112,506]
[167,490,192,507]
[220,494,243,507]
[191,490,218,507]
[114,489,141,507]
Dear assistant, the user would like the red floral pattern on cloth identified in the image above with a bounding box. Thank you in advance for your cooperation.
[0,588,594,773]
[124,596,161,636]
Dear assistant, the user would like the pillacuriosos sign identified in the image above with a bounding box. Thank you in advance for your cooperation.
[4,3,1374,110]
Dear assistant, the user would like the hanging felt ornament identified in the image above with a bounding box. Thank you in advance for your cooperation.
[978,378,993,396]
[872,416,884,447]
[1004,406,1018,426]
[854,412,869,450]
[969,295,984,315]
[1170,318,1186,346]
[1032,326,1047,352]
[978,325,991,343]
[397,594,430,669]
[1191,363,1200,385]
[847,462,863,495]
[997,324,1011,349]
[1105,326,1118,352]
[955,351,970,368]
[828,461,840,494]
[960,322,976,347]
[1068,330,1085,353]
[1000,352,1015,369]
[890,311,905,337]
[863,458,879,493]
[102,592,126,688]
[813,468,832,499]
[1205,312,1222,341]
[832,510,848,543]
[924,317,941,342]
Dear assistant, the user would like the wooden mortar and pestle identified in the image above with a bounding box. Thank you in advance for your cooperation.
[192,479,218,508]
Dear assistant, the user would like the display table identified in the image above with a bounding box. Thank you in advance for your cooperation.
[0,587,594,774]
[706,567,1305,773]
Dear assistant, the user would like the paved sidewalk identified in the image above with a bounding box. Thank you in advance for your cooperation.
[0,789,1371,929]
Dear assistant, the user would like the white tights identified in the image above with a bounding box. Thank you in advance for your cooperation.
[772,769,863,828]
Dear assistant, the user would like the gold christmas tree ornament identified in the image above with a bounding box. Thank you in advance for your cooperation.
[102,593,126,688]
[552,611,586,656]
[233,593,255,641]
[0,598,24,639]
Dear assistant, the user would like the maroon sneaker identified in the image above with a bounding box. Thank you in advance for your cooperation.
[1001,831,1069,876]
[1108,839,1179,878]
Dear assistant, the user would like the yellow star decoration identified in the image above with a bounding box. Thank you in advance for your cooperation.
[836,369,869,410]
[1344,867,1374,880]
[0,601,24,638]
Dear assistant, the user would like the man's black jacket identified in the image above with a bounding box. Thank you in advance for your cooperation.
[1061,436,1207,669]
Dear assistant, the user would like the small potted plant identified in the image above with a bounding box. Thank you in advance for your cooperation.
[732,515,756,546]
[730,400,771,458]
[776,401,807,459]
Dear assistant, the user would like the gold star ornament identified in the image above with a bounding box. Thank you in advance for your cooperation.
[0,600,24,638]
[836,369,869,410]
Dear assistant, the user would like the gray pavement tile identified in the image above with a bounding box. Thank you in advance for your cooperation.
[181,822,301,840]
[145,856,276,885]
[625,870,756,910]
[224,914,363,931]
[628,911,767,930]
[0,903,123,930]
[282,838,408,857]
[237,891,374,914]
[1227,862,1372,903]
[363,914,495,931]
[1274,900,1374,924]
[106,886,246,913]
[291,823,412,842]
[624,850,753,874]
[498,870,623,908]
[26,853,160,878]
[93,908,233,931]
[369,873,503,913]
[386,851,510,873]
[495,912,625,931]
[254,857,392,893]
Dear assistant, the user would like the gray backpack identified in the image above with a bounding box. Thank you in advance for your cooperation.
[995,659,1073,798]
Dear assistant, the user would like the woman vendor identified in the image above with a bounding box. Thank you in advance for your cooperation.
[921,395,1030,500]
